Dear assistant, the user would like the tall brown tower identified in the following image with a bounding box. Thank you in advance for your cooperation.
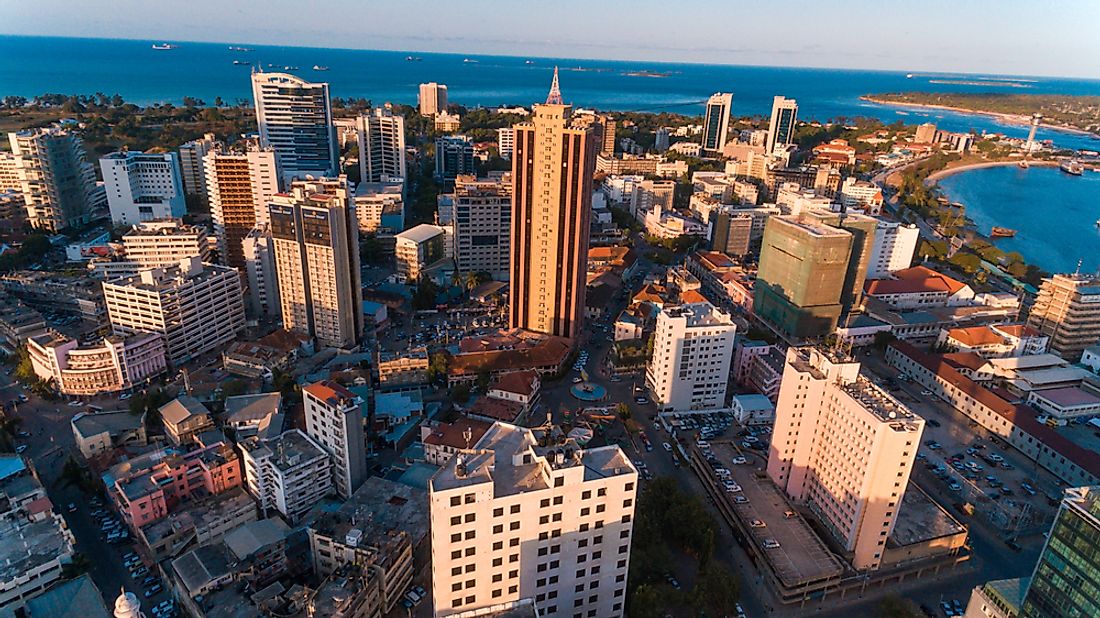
[509,69,598,341]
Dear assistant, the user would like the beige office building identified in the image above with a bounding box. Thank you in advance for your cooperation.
[269,177,363,349]
[419,82,449,116]
[1026,273,1100,361]
[120,219,211,267]
[766,348,925,571]
[509,70,598,340]
[429,422,637,617]
[357,106,407,184]
[204,144,281,268]
[178,132,220,206]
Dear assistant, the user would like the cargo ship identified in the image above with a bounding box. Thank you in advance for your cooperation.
[151,43,178,50]
[990,226,1017,238]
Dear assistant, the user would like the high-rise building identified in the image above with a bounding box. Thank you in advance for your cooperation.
[100,151,186,226]
[7,127,99,231]
[1019,486,1100,617]
[914,122,938,144]
[575,112,618,156]
[428,421,637,618]
[767,347,924,571]
[418,82,448,117]
[239,429,333,522]
[178,133,220,208]
[102,257,245,364]
[1027,273,1100,361]
[654,127,670,152]
[204,144,281,268]
[119,219,211,268]
[434,136,476,182]
[303,380,366,500]
[766,96,798,155]
[356,106,407,184]
[867,220,919,280]
[645,301,736,412]
[710,209,754,256]
[805,209,877,318]
[451,174,512,279]
[251,72,338,183]
[269,177,363,349]
[241,225,280,319]
[497,127,514,160]
[509,71,598,340]
[702,93,733,155]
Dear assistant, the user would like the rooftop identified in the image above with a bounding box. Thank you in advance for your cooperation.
[239,429,328,473]
[140,487,256,545]
[840,377,923,427]
[946,325,1004,347]
[490,370,539,398]
[225,393,283,425]
[423,417,493,450]
[21,574,110,618]
[71,410,143,440]
[223,518,291,561]
[466,396,523,423]
[308,476,429,547]
[303,380,358,408]
[172,542,232,597]
[395,223,445,244]
[0,513,72,585]
[159,395,210,427]
[1031,386,1100,408]
[865,265,968,297]
[888,483,967,547]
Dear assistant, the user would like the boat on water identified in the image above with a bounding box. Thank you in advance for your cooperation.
[1096,219,1100,227]
[405,56,421,61]
[228,46,253,52]
[525,60,535,65]
[1060,160,1084,176]
[312,65,329,71]
[1018,160,1030,169]
[990,226,1017,238]
[463,58,479,63]
[906,73,914,78]
[283,66,299,71]
[151,43,177,50]
[233,60,251,66]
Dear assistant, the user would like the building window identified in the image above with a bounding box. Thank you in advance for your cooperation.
[450,496,461,507]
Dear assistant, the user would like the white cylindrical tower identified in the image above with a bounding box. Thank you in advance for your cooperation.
[114,588,145,618]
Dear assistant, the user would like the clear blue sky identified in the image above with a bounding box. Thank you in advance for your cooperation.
[4,0,1100,78]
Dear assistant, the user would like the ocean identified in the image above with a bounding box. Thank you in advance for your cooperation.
[938,165,1100,275]
[3,35,1100,150]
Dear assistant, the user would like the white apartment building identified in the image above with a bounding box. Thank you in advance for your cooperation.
[395,224,448,282]
[428,422,637,618]
[239,429,333,522]
[27,332,166,396]
[121,219,211,267]
[100,151,186,225]
[452,174,512,280]
[302,381,366,500]
[838,177,884,214]
[178,132,220,203]
[867,220,920,280]
[269,177,363,349]
[645,301,737,412]
[204,144,281,268]
[251,72,338,183]
[766,348,925,571]
[419,82,448,116]
[600,175,645,206]
[241,225,280,319]
[102,257,245,365]
[357,107,407,184]
[354,181,404,233]
[7,127,99,231]
[497,127,515,159]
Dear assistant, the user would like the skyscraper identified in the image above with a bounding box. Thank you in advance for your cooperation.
[204,144,281,268]
[100,151,187,226]
[302,380,366,500]
[269,177,363,349]
[7,127,99,232]
[766,96,798,154]
[434,136,476,183]
[418,82,448,116]
[241,225,280,319]
[509,69,598,340]
[356,106,407,184]
[701,93,733,155]
[251,72,338,183]
[645,301,737,412]
[1019,486,1100,617]
[766,347,924,571]
[451,174,512,280]
[178,132,220,208]
[1026,273,1100,361]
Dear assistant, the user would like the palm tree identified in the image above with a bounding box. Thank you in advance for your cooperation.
[464,271,480,292]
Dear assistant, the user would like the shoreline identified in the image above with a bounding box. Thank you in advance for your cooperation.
[861,96,1099,140]
[924,159,1058,184]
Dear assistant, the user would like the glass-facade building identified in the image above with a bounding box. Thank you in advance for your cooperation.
[1021,486,1100,618]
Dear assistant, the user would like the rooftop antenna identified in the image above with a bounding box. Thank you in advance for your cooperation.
[1074,259,1083,277]
[463,427,473,450]
[545,67,563,105]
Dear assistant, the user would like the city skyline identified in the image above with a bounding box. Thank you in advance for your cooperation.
[3,1,1100,79]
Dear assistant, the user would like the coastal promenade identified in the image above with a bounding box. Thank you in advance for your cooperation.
[924,159,1057,184]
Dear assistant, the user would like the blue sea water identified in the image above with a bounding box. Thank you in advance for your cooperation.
[938,165,1100,275]
[3,35,1100,150]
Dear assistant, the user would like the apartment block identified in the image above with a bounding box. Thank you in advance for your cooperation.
[452,174,512,279]
[498,127,515,159]
[645,301,737,412]
[867,220,919,280]
[702,93,733,155]
[204,143,281,268]
[395,224,447,282]
[353,181,404,234]
[100,151,186,225]
[303,381,366,500]
[428,422,637,617]
[102,257,245,365]
[357,106,407,184]
[7,127,99,231]
[419,82,449,116]
[119,218,211,269]
[178,132,220,206]
[252,72,338,182]
[436,136,476,182]
[238,429,333,522]
[766,348,925,570]
[27,331,166,396]
[241,225,280,319]
[269,177,363,349]
[1026,273,1100,361]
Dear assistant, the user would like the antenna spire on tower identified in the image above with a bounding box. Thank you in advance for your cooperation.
[546,66,563,105]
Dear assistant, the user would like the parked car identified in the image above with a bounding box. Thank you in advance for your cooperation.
[749,519,766,528]
[144,584,163,597]
[731,456,747,465]
[662,442,672,452]
[761,539,781,549]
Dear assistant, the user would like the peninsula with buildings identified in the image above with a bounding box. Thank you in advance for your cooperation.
[864,92,1100,138]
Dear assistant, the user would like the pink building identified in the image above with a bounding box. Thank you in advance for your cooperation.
[112,442,241,528]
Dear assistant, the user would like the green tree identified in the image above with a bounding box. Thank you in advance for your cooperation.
[476,370,491,394]
[691,561,741,616]
[626,584,674,618]
[615,402,632,421]
[452,383,471,404]
[876,594,923,618]
[427,352,450,383]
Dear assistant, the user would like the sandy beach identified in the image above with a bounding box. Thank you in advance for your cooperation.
[925,159,1058,184]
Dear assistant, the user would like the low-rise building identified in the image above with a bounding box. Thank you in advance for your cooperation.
[27,331,166,396]
[224,393,284,440]
[486,369,541,416]
[71,410,148,459]
[221,329,312,381]
[395,224,448,282]
[0,301,47,354]
[377,348,429,392]
[136,486,258,562]
[238,429,333,522]
[937,323,1049,358]
[731,393,776,425]
[447,331,571,387]
[422,417,493,466]
[864,265,975,309]
[160,395,216,446]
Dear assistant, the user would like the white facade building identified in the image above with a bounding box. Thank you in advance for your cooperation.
[27,332,166,396]
[241,225,280,319]
[100,151,186,226]
[239,429,333,522]
[497,127,515,159]
[251,72,338,183]
[354,181,404,234]
[867,220,920,280]
[120,219,211,268]
[645,302,736,412]
[302,381,366,500]
[357,107,407,185]
[178,132,220,203]
[204,145,281,268]
[418,82,448,116]
[7,127,99,231]
[428,422,637,618]
[395,224,448,282]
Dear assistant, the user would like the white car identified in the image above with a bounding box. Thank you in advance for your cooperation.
[761,539,781,549]
[731,456,748,465]
[662,442,672,452]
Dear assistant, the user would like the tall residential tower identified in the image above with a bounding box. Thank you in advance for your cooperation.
[7,127,99,231]
[702,93,733,155]
[251,72,338,183]
[766,96,798,154]
[356,106,407,184]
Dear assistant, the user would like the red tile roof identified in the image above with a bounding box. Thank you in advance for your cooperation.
[680,290,709,305]
[865,265,968,297]
[946,326,1004,347]
[304,380,356,406]
[995,324,1042,339]
[450,336,571,377]
[943,351,988,372]
[490,370,539,398]
[423,417,492,449]
[466,396,523,422]
[26,496,53,517]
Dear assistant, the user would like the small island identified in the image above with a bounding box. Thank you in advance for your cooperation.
[863,92,1100,138]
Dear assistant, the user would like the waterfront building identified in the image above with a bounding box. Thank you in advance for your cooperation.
[178,132,220,208]
[702,93,733,155]
[27,332,166,396]
[357,106,407,184]
[204,143,281,268]
[645,301,736,412]
[395,224,448,282]
[100,151,186,225]
[251,72,338,182]
[419,82,449,116]
[766,96,798,155]
[867,220,919,279]
[428,421,637,617]
[102,257,245,365]
[509,70,599,340]
[269,177,363,349]
[303,380,366,500]
[435,135,476,182]
[1026,273,1100,362]
[767,347,924,571]
[864,265,976,309]
[7,127,99,231]
[451,174,512,279]
[838,176,884,214]
[238,429,333,522]
[914,122,938,144]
